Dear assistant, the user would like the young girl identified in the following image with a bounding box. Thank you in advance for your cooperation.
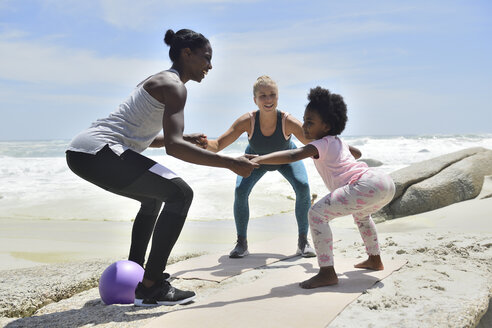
[251,86,395,289]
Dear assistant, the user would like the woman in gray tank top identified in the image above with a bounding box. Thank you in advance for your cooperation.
[66,28,258,307]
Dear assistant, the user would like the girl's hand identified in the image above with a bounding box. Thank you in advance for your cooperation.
[249,155,261,164]
[243,154,261,164]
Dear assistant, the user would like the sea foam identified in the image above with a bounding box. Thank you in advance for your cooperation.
[1,134,491,222]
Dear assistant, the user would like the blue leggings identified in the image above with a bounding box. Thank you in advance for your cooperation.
[233,147,310,238]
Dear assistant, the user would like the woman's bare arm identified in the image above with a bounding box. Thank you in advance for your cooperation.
[207,113,251,153]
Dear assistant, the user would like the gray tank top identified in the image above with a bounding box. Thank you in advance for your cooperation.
[67,84,165,155]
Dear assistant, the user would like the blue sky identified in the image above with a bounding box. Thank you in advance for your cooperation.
[0,0,490,140]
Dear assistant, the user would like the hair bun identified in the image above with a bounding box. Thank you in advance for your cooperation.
[164,29,175,46]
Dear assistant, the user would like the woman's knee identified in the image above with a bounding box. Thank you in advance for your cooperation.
[293,180,310,198]
[164,178,194,215]
[139,199,162,216]
[175,178,194,205]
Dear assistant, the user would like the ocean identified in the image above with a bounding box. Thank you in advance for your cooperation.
[1,134,491,222]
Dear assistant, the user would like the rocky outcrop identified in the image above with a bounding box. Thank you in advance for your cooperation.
[0,253,200,319]
[0,260,112,318]
[476,175,492,200]
[376,147,492,220]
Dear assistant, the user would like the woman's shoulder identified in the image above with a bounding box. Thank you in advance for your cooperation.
[278,109,289,117]
[283,111,303,125]
[230,111,255,131]
[142,72,186,103]
[141,71,182,87]
[236,111,256,121]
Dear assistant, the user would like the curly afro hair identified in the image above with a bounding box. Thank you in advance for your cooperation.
[306,86,347,136]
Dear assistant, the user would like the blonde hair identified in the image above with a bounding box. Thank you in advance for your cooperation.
[253,75,278,96]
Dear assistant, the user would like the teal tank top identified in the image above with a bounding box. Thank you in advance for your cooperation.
[246,110,293,171]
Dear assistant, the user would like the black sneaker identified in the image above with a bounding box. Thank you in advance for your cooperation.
[229,236,249,258]
[134,279,196,307]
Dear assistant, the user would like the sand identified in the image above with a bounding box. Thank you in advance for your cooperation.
[0,197,491,327]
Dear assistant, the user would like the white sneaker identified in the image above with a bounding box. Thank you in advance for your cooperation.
[297,236,316,258]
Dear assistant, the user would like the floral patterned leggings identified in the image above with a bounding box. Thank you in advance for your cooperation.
[309,170,395,267]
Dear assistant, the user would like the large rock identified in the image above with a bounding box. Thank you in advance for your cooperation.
[476,175,492,199]
[0,260,112,318]
[376,147,492,220]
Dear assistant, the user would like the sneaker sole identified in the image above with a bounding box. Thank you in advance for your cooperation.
[296,248,317,258]
[134,294,196,307]
[301,252,317,258]
[229,250,250,258]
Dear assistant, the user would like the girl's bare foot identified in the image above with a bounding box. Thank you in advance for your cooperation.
[354,255,384,270]
[299,266,338,289]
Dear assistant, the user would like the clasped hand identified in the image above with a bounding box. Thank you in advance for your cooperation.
[184,133,208,149]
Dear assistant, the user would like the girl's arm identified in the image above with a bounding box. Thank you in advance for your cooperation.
[207,113,251,153]
[252,144,319,165]
[348,145,361,159]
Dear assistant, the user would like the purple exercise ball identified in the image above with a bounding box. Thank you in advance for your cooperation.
[99,260,144,305]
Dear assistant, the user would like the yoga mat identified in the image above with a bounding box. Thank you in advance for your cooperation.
[146,255,407,328]
[168,237,299,282]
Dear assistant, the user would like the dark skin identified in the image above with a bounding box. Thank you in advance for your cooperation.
[139,42,258,287]
[252,108,383,289]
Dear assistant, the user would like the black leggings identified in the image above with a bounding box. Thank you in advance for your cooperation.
[66,145,193,281]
